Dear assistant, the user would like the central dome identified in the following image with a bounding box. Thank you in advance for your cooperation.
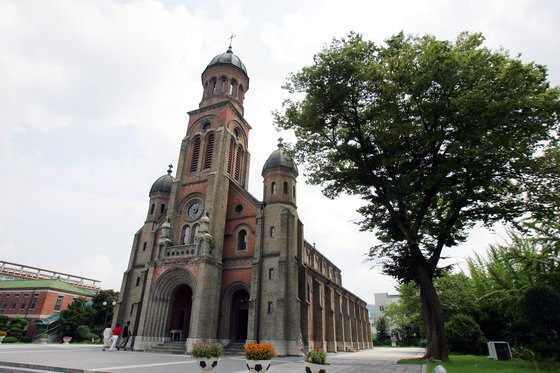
[207,46,247,75]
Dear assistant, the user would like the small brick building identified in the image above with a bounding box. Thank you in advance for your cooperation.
[0,279,96,338]
[116,47,372,355]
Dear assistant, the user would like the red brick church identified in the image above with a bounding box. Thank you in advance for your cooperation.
[115,45,372,355]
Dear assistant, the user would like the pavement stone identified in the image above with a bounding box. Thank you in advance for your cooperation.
[0,344,425,373]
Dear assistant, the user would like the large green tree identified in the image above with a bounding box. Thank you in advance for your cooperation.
[275,32,560,360]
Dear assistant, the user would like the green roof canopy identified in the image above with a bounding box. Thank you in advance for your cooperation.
[0,279,96,297]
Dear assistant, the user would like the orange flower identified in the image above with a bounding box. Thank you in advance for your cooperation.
[244,342,276,360]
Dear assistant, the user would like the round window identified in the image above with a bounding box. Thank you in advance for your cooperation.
[234,204,243,214]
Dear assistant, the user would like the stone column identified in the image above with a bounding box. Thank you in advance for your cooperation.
[312,279,324,348]
[324,285,336,352]
[334,291,345,351]
[342,295,352,351]
[350,299,358,350]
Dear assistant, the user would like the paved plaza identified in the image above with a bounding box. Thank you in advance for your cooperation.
[0,345,425,373]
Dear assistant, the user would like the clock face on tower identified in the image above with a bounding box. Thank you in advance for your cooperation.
[187,201,203,220]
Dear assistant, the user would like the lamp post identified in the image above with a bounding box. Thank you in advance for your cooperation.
[103,300,117,326]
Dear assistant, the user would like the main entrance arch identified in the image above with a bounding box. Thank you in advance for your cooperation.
[143,267,196,340]
[170,285,193,340]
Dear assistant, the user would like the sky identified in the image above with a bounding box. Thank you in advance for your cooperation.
[0,0,559,305]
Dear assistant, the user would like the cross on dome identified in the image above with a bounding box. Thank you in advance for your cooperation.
[227,33,237,49]
[167,164,173,174]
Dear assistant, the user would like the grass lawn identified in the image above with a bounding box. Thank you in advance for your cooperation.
[425,354,560,373]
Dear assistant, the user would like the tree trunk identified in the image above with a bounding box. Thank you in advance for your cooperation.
[416,264,449,361]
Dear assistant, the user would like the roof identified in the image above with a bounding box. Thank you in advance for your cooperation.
[206,46,247,75]
[261,142,299,177]
[0,279,96,297]
[150,166,175,196]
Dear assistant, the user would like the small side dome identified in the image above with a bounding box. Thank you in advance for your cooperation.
[149,165,175,196]
[206,46,247,75]
[261,139,299,177]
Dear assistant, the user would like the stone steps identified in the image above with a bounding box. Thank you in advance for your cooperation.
[223,342,245,356]
[145,341,187,355]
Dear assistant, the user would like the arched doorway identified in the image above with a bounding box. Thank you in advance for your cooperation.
[229,289,249,341]
[169,285,193,340]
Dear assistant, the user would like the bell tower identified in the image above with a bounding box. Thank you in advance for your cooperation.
[162,46,252,349]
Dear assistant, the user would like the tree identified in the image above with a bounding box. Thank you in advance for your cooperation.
[91,289,119,331]
[468,223,560,358]
[374,315,389,343]
[58,297,95,340]
[275,32,560,360]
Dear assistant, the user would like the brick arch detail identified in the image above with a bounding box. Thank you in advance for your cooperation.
[219,281,250,340]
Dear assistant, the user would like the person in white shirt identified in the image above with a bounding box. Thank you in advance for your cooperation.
[102,325,112,351]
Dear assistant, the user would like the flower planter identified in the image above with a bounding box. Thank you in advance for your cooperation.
[0,336,5,344]
[62,337,72,345]
[304,361,329,373]
[246,359,271,372]
[40,338,48,344]
[197,357,219,371]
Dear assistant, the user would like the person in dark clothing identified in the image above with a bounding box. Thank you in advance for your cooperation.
[118,321,132,351]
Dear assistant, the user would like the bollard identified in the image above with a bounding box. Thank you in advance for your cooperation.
[433,365,447,373]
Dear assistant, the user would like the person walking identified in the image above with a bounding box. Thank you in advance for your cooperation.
[102,324,112,351]
[109,323,122,351]
[118,321,132,351]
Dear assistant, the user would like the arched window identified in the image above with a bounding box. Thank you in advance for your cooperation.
[271,182,276,195]
[234,145,243,181]
[182,225,191,245]
[230,79,237,96]
[293,186,296,197]
[203,133,214,169]
[190,136,201,172]
[237,229,247,251]
[150,203,155,215]
[160,203,166,213]
[220,77,227,94]
[283,182,288,194]
[227,138,235,175]
[238,85,244,100]
[191,224,200,244]
[210,78,217,94]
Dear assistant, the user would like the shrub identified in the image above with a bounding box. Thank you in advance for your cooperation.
[512,346,536,361]
[244,343,275,360]
[7,317,28,339]
[3,336,18,343]
[76,325,98,341]
[191,343,223,359]
[445,313,487,354]
[18,337,31,343]
[306,346,327,365]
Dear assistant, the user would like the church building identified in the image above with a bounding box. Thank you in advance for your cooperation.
[115,46,372,355]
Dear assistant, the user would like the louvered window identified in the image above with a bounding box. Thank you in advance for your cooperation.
[227,139,235,175]
[190,136,201,172]
[203,133,214,169]
[234,145,243,181]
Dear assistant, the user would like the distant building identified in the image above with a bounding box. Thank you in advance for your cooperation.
[371,293,401,335]
[0,261,99,338]
[374,292,400,316]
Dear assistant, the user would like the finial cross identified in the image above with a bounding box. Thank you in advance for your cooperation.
[167,164,173,174]
[227,33,237,48]
[278,137,284,147]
